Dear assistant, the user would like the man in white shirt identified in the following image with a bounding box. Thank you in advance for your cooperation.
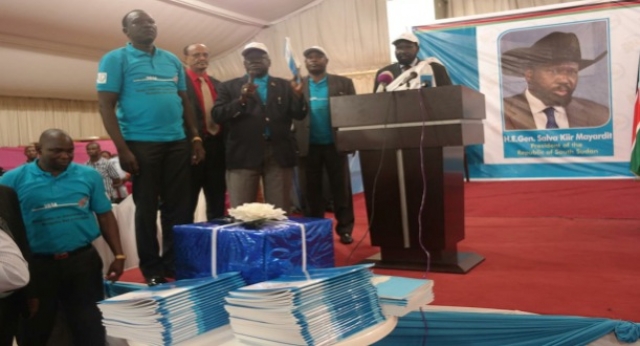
[0,227,29,296]
[0,186,31,346]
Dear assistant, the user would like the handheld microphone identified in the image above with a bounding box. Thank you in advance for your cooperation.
[248,71,255,85]
[402,71,418,86]
[376,71,394,93]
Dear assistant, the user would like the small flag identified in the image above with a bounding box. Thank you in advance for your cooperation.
[284,37,300,82]
[630,55,640,176]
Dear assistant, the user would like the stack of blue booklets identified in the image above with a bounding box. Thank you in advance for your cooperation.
[224,264,386,346]
[98,272,245,346]
[371,275,434,317]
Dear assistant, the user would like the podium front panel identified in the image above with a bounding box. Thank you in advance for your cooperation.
[335,122,483,152]
[330,85,485,129]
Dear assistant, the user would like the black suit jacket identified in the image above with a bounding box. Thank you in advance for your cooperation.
[373,60,452,92]
[503,93,610,130]
[293,74,356,157]
[212,75,307,169]
[185,72,222,138]
[0,185,30,346]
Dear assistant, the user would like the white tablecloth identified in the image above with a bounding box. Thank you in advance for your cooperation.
[94,192,208,274]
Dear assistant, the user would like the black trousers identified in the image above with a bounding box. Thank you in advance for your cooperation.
[0,291,26,346]
[19,246,105,346]
[189,135,226,220]
[304,144,355,235]
[128,140,192,278]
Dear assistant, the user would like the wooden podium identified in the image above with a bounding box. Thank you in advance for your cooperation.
[330,85,485,273]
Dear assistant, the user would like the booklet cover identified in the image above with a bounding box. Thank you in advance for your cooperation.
[372,275,435,317]
[224,264,386,346]
[99,272,245,346]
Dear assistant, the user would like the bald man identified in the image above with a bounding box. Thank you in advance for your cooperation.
[183,43,226,220]
[0,129,125,345]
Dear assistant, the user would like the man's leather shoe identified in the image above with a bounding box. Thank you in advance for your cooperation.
[146,276,168,287]
[339,233,353,245]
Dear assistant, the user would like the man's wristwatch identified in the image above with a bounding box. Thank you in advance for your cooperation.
[115,254,127,260]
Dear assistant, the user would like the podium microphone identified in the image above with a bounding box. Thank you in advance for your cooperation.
[402,71,418,86]
[375,71,394,93]
[420,74,433,88]
[420,68,434,88]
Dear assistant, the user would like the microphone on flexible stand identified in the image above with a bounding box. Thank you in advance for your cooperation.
[375,71,394,93]
[401,71,418,87]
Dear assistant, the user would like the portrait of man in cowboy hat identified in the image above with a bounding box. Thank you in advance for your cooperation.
[501,30,610,130]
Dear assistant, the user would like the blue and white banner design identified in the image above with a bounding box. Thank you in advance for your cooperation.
[284,37,300,81]
[414,0,640,178]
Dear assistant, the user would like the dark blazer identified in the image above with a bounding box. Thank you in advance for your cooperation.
[503,93,610,130]
[373,60,452,92]
[185,72,222,138]
[0,185,30,346]
[213,75,307,169]
[293,74,356,157]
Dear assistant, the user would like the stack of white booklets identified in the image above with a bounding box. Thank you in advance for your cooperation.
[371,275,434,317]
[224,264,386,346]
[98,272,245,346]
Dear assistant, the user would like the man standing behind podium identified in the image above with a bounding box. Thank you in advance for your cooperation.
[183,43,226,220]
[373,32,452,92]
[294,46,355,245]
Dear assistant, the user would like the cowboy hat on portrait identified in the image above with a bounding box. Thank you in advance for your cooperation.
[501,31,607,76]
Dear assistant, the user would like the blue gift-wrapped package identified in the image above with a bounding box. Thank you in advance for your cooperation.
[173,217,334,284]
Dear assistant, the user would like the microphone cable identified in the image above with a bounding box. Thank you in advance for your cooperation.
[345,91,397,266]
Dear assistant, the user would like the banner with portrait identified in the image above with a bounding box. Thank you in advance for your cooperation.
[414,0,640,179]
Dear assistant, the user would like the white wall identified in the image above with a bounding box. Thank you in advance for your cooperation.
[386,0,435,61]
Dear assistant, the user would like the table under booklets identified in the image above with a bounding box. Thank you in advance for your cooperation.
[100,215,436,345]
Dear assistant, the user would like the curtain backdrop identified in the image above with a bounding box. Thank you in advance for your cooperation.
[0,0,578,147]
[0,96,105,147]
[446,0,582,17]
[207,0,389,95]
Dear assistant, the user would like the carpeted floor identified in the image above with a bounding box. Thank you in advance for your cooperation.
[120,179,640,322]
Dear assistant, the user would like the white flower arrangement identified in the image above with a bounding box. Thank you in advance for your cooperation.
[228,203,287,224]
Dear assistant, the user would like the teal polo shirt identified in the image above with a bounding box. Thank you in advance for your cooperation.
[308,77,333,144]
[0,162,112,254]
[96,43,187,142]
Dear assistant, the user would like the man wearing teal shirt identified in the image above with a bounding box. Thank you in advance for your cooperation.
[294,46,356,245]
[97,10,205,286]
[0,129,125,346]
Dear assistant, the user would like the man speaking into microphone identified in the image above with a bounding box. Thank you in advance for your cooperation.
[213,42,307,212]
[373,32,452,92]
